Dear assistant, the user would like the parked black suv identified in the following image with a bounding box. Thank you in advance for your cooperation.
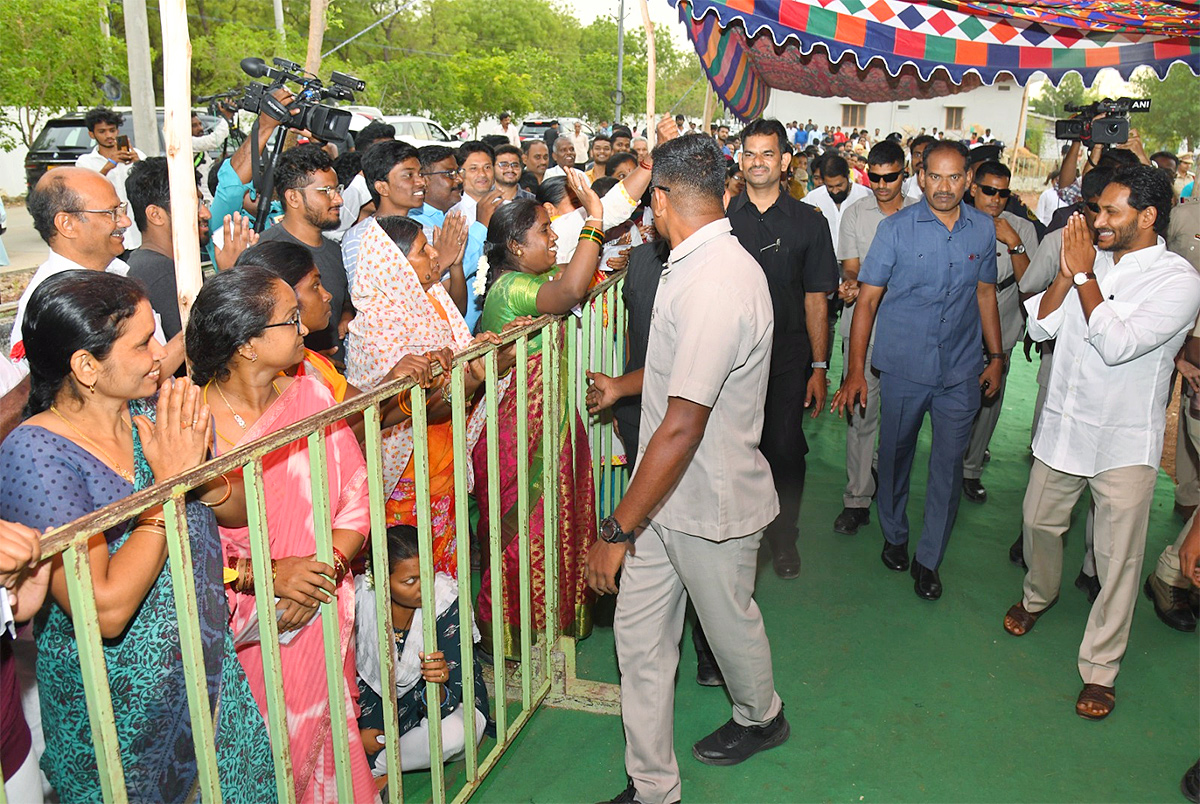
[24,110,224,193]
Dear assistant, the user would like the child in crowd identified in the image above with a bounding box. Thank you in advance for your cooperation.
[355,524,491,782]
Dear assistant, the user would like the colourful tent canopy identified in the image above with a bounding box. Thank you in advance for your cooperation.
[671,0,1200,120]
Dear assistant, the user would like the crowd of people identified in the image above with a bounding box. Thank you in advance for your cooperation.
[0,96,1198,804]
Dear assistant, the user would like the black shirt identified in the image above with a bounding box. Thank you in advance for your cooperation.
[126,247,182,341]
[613,239,670,464]
[726,191,839,376]
[257,223,349,355]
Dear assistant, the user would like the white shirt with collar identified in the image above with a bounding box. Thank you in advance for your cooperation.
[494,123,520,147]
[802,182,871,249]
[1025,237,1200,477]
[8,251,143,377]
[75,147,147,250]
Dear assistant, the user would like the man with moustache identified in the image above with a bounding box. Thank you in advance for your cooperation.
[586,135,613,183]
[832,140,916,535]
[961,161,1039,504]
[412,145,496,329]
[802,154,871,249]
[902,134,936,203]
[543,136,578,181]
[726,118,839,579]
[519,139,550,193]
[11,167,181,377]
[1004,166,1200,721]
[454,140,502,223]
[833,140,1004,601]
[256,143,350,355]
[493,145,535,202]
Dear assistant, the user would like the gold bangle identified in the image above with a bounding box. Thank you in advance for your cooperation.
[131,525,167,538]
[200,474,233,508]
[136,517,168,530]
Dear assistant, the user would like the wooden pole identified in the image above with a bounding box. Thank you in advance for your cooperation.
[702,86,716,134]
[639,0,656,148]
[159,0,202,335]
[304,0,330,75]
[1009,80,1031,172]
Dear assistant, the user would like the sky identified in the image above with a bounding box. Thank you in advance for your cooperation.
[562,0,695,50]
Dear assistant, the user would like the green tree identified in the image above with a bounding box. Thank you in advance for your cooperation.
[1029,73,1095,119]
[0,0,125,148]
[1130,63,1200,153]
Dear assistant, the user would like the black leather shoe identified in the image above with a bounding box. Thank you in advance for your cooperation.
[769,540,801,579]
[910,559,943,600]
[1074,570,1101,604]
[962,478,988,504]
[1144,574,1198,632]
[692,706,790,766]
[1009,533,1026,569]
[1183,759,1200,804]
[601,778,638,804]
[881,540,909,572]
[695,642,725,688]
[833,506,870,535]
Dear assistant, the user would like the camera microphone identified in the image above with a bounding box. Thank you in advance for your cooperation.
[240,57,269,78]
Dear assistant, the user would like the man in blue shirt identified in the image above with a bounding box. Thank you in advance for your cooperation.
[832,140,1004,600]
[410,145,491,331]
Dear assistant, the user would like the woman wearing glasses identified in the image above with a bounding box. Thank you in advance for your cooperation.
[186,267,379,803]
[0,270,275,803]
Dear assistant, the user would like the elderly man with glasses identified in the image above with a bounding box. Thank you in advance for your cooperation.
[10,167,181,379]
[255,143,351,357]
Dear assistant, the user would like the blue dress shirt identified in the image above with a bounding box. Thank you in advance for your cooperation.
[858,198,998,387]
[409,203,487,331]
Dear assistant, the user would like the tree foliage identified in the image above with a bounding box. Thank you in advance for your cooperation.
[1129,64,1200,154]
[0,0,126,148]
[1029,73,1096,119]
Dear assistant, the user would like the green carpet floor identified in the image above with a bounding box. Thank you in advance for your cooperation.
[421,348,1198,803]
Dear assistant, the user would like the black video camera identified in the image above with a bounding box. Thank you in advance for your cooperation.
[238,57,365,143]
[1055,97,1151,147]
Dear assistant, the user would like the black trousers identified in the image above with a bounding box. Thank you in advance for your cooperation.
[760,368,810,549]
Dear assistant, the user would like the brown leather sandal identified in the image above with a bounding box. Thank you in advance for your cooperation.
[1076,683,1116,720]
[1003,600,1055,636]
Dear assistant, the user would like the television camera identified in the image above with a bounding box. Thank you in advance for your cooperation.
[1055,97,1151,147]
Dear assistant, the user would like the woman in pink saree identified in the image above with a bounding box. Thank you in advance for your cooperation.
[186,266,381,803]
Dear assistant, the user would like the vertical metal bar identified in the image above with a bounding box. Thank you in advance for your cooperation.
[163,494,223,804]
[243,459,297,804]
[514,335,533,711]
[450,363,479,780]
[411,385,447,804]
[364,403,404,804]
[307,429,354,802]
[484,349,507,741]
[601,286,614,517]
[542,322,561,663]
[63,542,128,804]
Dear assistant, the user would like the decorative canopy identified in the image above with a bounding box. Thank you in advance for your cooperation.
[671,0,1200,120]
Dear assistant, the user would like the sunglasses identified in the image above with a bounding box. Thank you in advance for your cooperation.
[867,171,902,184]
[1084,201,1101,213]
[976,185,1011,198]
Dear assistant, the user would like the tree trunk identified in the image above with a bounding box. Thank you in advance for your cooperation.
[305,0,329,75]
[702,85,715,134]
[159,0,203,336]
[124,0,160,157]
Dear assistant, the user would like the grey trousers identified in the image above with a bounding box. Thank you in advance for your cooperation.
[963,349,1012,479]
[1159,410,1200,587]
[1174,397,1200,508]
[842,336,880,508]
[1021,458,1158,686]
[615,522,782,804]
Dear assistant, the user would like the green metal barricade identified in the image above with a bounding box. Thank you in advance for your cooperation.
[0,272,629,804]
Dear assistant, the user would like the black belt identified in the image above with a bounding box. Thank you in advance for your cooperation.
[997,274,1017,291]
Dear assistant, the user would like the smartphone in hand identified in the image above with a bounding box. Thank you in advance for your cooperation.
[116,134,130,151]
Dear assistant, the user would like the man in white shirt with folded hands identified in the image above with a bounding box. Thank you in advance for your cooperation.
[1003,165,1200,722]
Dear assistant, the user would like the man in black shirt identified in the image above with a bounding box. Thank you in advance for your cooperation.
[257,144,351,357]
[727,118,840,579]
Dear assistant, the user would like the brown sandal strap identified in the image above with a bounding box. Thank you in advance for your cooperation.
[1004,603,1038,636]
[1076,683,1116,720]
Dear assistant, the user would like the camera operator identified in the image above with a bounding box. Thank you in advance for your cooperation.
[209,86,296,248]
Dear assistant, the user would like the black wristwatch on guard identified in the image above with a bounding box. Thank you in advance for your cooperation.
[599,515,636,544]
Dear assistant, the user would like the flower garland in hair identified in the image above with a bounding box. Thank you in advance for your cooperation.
[474,250,495,300]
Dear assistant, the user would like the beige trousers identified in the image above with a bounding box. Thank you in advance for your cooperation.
[1159,410,1200,587]
[614,522,782,804]
[1021,458,1158,687]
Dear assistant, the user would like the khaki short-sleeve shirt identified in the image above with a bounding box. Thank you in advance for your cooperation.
[636,219,779,540]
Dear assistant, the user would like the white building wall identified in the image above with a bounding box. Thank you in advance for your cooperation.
[762,79,1026,145]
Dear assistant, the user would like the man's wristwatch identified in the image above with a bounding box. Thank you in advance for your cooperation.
[811,361,828,370]
[599,515,635,544]
[1007,244,1026,255]
[1072,271,1097,286]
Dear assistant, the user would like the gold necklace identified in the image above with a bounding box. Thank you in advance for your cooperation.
[205,380,283,446]
[50,406,135,483]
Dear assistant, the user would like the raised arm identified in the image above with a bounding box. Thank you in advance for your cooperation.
[535,170,604,315]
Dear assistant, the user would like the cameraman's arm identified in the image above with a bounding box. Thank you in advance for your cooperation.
[1058,140,1080,191]
[228,88,294,184]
